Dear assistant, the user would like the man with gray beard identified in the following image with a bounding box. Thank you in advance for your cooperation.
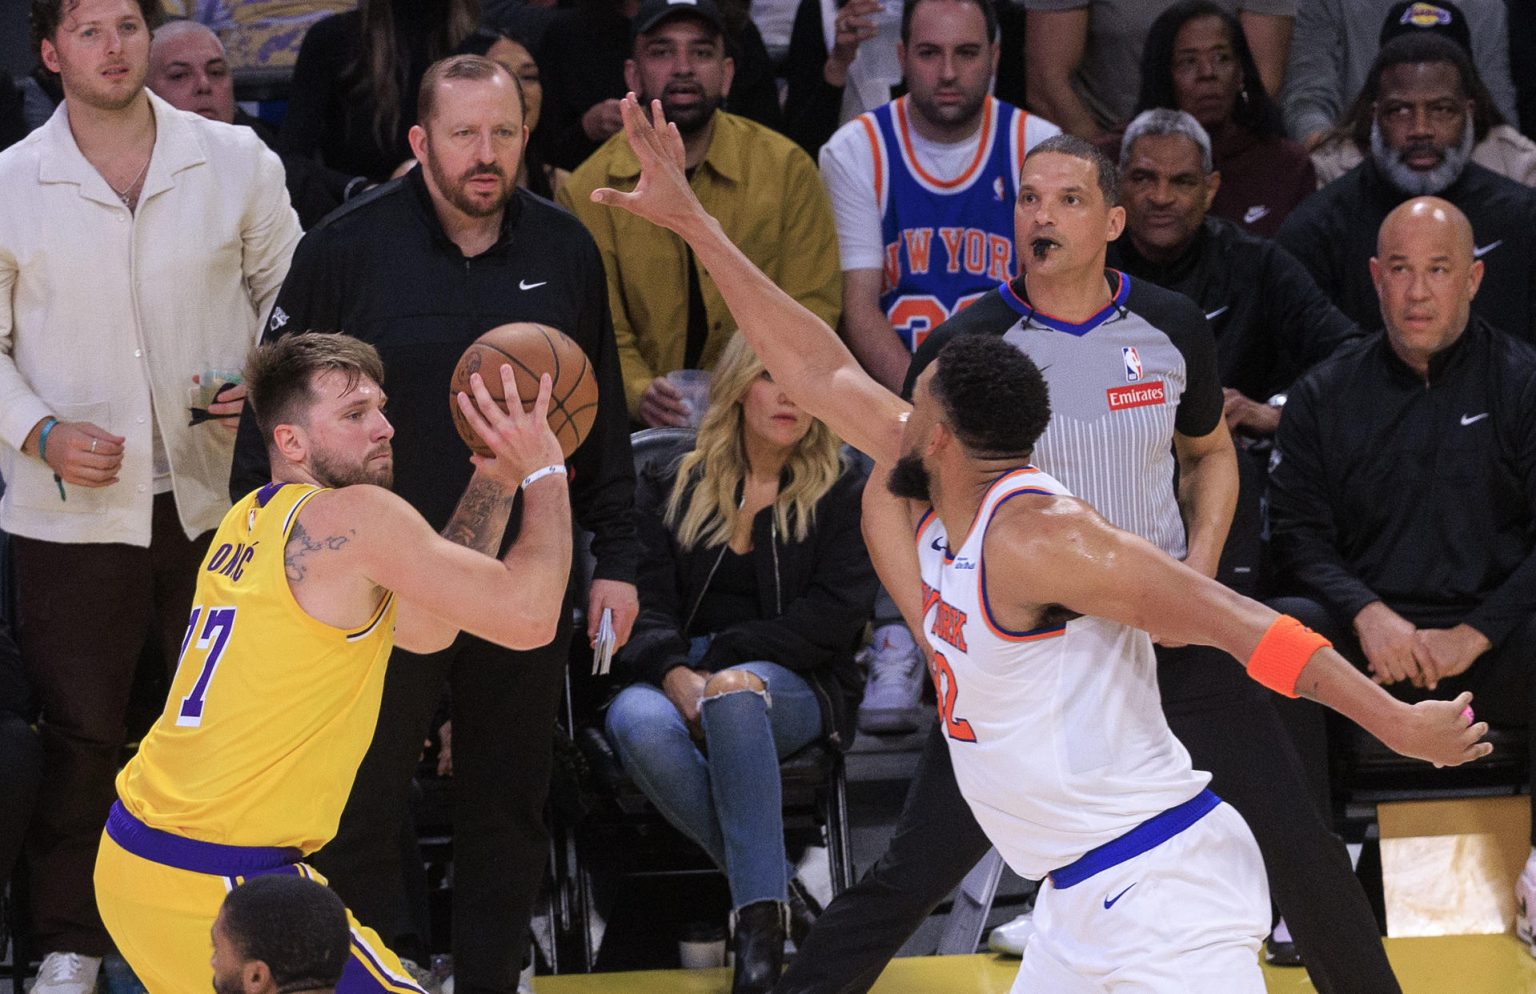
[1277,33,1536,344]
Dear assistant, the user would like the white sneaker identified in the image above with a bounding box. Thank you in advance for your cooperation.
[30,953,102,994]
[986,913,1037,957]
[858,625,925,735]
[1517,866,1536,957]
[517,956,535,994]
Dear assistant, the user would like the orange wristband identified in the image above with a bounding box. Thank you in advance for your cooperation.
[1248,615,1331,698]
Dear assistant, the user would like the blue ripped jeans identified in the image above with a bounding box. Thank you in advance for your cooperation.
[604,637,823,909]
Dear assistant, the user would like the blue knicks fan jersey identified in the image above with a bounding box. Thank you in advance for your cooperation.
[863,96,1046,352]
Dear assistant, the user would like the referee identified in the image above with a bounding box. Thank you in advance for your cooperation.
[774,135,1399,994]
[230,56,639,992]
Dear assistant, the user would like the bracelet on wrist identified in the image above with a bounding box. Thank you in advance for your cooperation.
[37,417,58,464]
[521,464,567,490]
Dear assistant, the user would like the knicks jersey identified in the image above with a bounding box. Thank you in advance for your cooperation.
[914,468,1209,879]
[116,482,396,853]
[860,97,1052,351]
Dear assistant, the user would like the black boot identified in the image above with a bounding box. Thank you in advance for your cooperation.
[731,900,786,994]
[786,876,822,946]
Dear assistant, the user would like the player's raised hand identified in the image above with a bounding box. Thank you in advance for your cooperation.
[590,95,700,234]
[1384,691,1492,768]
[456,366,565,488]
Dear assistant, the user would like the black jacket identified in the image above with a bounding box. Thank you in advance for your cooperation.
[619,453,876,747]
[1276,159,1536,344]
[231,168,638,583]
[1268,316,1536,646]
[1109,216,1362,404]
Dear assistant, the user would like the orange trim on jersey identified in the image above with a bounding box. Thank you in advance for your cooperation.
[945,466,1040,558]
[976,485,1069,642]
[858,114,884,205]
[896,96,994,190]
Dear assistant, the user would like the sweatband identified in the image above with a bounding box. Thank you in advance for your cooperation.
[1247,615,1331,698]
[521,464,567,490]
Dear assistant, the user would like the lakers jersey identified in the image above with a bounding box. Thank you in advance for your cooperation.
[859,96,1054,351]
[116,482,396,853]
[914,468,1209,879]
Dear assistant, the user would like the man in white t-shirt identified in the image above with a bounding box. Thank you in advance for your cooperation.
[821,0,1059,393]
[819,0,1057,733]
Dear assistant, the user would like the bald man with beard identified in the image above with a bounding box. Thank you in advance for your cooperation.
[1267,196,1536,955]
[148,19,357,227]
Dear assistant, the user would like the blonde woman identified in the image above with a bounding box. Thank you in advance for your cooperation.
[606,335,876,993]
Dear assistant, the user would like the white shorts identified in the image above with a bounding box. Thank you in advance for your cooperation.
[1011,802,1270,994]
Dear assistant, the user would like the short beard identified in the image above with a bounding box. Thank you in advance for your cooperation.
[312,448,392,490]
[425,147,513,219]
[650,88,721,137]
[1370,116,1474,196]
[886,452,933,502]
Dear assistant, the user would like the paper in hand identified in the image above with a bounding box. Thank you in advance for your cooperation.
[593,607,616,675]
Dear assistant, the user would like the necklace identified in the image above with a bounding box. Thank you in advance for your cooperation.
[107,153,151,207]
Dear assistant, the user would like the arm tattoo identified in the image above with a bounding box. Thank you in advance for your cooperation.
[442,476,516,556]
[285,519,355,582]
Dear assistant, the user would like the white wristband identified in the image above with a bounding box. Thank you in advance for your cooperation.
[521,464,566,490]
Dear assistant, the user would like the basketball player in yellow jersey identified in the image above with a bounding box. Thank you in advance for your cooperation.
[95,333,573,994]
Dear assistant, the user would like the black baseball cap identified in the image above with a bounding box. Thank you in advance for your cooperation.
[1380,2,1474,55]
[633,0,726,39]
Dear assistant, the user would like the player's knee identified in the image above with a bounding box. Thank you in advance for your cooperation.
[702,668,766,699]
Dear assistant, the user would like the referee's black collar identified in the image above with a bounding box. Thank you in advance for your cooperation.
[404,164,525,258]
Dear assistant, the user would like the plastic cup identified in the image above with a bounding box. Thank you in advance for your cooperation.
[666,369,712,428]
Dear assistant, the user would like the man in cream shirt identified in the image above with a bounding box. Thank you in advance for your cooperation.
[0,3,299,991]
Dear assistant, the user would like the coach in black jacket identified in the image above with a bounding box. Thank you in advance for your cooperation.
[230,60,638,992]
[1269,198,1536,866]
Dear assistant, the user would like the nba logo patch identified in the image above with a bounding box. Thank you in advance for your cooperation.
[994,176,1006,202]
[1121,346,1143,382]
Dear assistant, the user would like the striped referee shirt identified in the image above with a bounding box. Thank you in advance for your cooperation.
[906,270,1223,559]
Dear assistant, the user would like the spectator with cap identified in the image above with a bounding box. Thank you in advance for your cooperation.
[558,0,840,428]
[539,0,782,171]
[1307,4,1536,186]
[212,876,351,994]
[1282,0,1516,148]
[1277,32,1536,344]
[147,19,360,227]
[1119,0,1315,237]
[1023,0,1295,141]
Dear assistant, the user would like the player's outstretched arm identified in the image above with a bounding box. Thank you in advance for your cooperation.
[987,496,1493,769]
[591,94,907,465]
[349,369,573,653]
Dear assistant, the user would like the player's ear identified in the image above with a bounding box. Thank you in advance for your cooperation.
[242,960,270,994]
[272,423,307,465]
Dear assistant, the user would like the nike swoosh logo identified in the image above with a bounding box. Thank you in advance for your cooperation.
[1461,412,1490,426]
[1104,883,1136,909]
[519,279,547,290]
[1474,240,1503,259]
[1243,205,1270,224]
[1205,305,1229,321]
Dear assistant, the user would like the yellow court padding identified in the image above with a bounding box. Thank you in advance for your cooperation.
[531,937,1536,993]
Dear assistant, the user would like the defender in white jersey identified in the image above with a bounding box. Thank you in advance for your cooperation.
[591,96,1491,990]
